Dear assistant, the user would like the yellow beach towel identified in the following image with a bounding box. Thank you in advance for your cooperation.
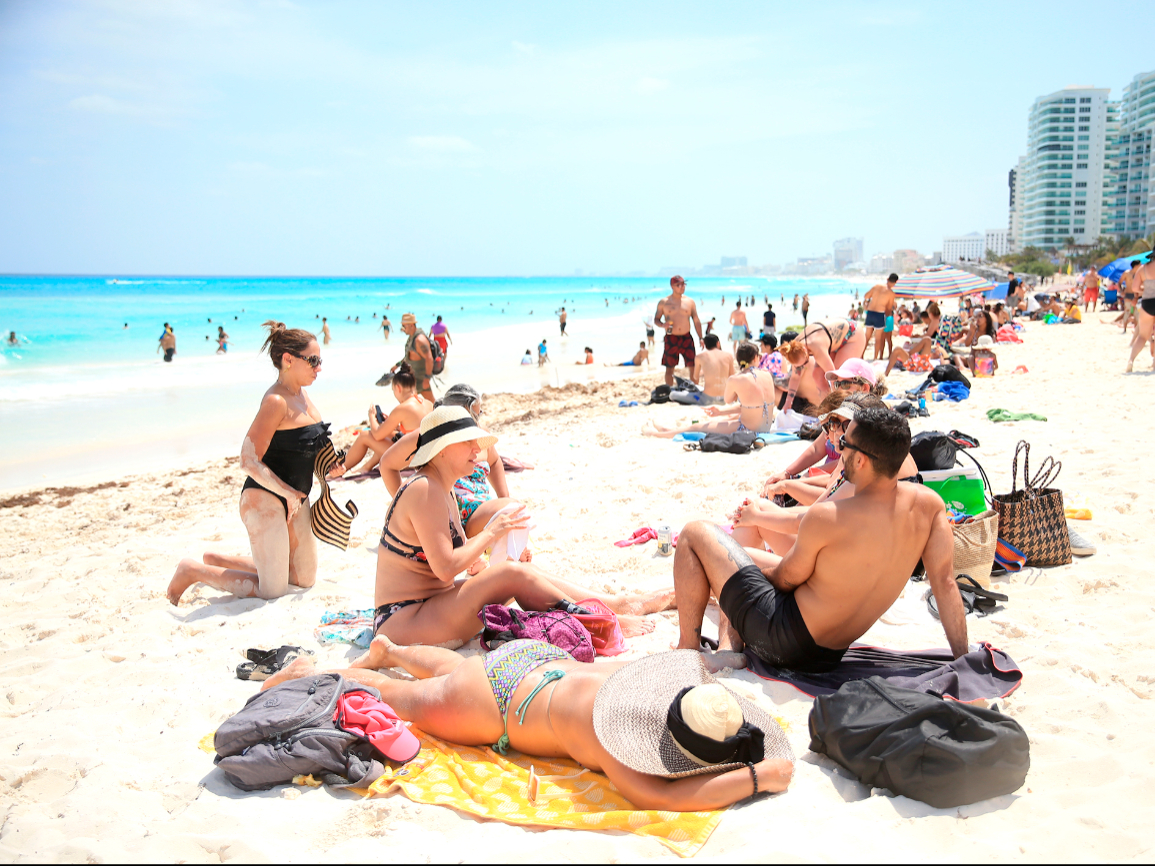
[365,729,725,857]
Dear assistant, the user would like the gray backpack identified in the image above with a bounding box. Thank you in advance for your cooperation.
[213,672,387,791]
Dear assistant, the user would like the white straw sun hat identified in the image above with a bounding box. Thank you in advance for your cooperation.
[592,651,793,778]
[408,405,497,468]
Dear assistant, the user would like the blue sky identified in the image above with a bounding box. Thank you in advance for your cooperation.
[0,0,1149,276]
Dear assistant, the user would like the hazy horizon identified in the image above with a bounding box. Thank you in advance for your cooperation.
[0,0,1149,276]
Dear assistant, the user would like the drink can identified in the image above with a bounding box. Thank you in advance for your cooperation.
[918,396,926,412]
[656,524,673,556]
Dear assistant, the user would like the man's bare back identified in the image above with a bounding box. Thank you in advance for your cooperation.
[694,347,734,396]
[865,283,896,314]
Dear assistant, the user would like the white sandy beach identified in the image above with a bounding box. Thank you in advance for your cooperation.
[2,293,1154,862]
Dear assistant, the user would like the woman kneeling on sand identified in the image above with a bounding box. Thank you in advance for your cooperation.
[169,322,332,604]
[643,342,778,438]
[374,405,673,645]
[331,362,432,476]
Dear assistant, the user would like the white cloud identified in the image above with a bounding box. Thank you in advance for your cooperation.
[408,136,477,154]
[634,77,669,95]
[512,41,536,55]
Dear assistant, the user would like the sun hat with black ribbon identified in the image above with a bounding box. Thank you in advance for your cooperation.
[409,405,497,468]
[593,650,793,778]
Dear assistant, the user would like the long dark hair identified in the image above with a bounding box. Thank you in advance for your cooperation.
[393,361,416,390]
[974,310,997,340]
[259,321,316,368]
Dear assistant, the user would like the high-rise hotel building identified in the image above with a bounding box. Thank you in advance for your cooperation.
[1010,86,1116,250]
[1114,70,1155,239]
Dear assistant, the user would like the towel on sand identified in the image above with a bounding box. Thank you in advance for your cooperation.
[314,609,374,649]
[672,431,796,444]
[364,729,725,857]
[987,408,1047,423]
[744,642,1022,702]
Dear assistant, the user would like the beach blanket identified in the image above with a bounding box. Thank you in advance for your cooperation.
[986,408,1047,423]
[672,431,797,444]
[314,609,375,649]
[745,641,1022,702]
[364,729,725,857]
[935,381,970,402]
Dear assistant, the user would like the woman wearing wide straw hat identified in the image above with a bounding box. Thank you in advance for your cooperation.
[258,639,794,811]
[373,405,674,646]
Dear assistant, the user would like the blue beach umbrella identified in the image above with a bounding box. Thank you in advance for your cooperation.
[893,265,996,300]
[984,282,1009,301]
[1098,250,1153,283]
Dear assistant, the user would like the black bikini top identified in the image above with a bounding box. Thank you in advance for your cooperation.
[380,477,464,564]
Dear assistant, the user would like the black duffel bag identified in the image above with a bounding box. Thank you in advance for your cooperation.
[909,430,960,471]
[808,677,1029,808]
[699,430,757,454]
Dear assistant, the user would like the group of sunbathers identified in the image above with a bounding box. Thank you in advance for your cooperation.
[168,316,970,812]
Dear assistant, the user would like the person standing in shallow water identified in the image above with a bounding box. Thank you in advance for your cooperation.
[321,317,331,345]
[167,321,331,604]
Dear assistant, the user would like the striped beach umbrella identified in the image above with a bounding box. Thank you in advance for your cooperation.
[893,264,997,300]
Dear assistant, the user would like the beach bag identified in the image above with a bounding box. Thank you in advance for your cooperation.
[992,441,1071,567]
[699,430,757,454]
[478,605,595,663]
[213,673,389,791]
[572,598,626,657]
[673,375,701,393]
[953,510,1000,588]
[910,431,960,472]
[808,677,1030,808]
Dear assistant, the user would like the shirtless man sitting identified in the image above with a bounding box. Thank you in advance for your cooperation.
[673,407,967,671]
[258,635,793,811]
[862,274,898,360]
[607,342,650,367]
[669,333,733,405]
[654,275,704,387]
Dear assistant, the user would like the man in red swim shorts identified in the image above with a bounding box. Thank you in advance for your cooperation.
[653,275,704,386]
[1082,270,1100,313]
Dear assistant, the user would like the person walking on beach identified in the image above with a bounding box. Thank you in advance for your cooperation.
[559,307,568,335]
[862,274,898,360]
[1119,260,1142,333]
[394,313,435,401]
[380,314,392,341]
[644,318,655,348]
[321,317,331,345]
[158,326,176,362]
[430,315,452,356]
[761,303,776,339]
[801,294,810,326]
[1082,269,1100,313]
[538,339,549,367]
[216,326,229,354]
[168,321,331,605]
[728,300,750,356]
[792,294,799,313]
[1125,258,1155,373]
[654,275,704,387]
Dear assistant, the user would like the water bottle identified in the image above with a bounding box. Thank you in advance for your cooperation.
[918,395,926,413]
[656,524,673,556]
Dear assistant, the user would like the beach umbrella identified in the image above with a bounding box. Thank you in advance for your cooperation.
[984,282,1009,301]
[1098,250,1153,283]
[893,265,997,300]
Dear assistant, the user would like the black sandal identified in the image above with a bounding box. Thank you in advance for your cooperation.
[236,645,314,681]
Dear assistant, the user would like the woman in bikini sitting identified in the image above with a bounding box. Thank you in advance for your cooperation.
[331,362,432,477]
[168,321,331,604]
[884,301,962,375]
[642,342,777,438]
[760,359,883,484]
[795,317,867,398]
[729,394,918,558]
[378,384,522,559]
[374,405,675,646]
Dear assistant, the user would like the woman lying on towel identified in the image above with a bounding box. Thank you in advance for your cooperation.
[372,405,674,646]
[330,362,432,476]
[259,636,794,811]
[729,394,918,558]
[761,360,883,483]
[642,342,778,438]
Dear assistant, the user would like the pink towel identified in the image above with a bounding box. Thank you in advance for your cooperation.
[336,692,421,763]
[614,526,679,548]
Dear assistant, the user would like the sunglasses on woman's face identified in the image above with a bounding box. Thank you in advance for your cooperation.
[822,417,847,433]
[292,352,322,368]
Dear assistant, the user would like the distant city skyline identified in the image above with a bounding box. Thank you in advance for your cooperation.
[0,1,1150,276]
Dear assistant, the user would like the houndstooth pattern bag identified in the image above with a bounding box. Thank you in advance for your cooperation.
[992,441,1071,567]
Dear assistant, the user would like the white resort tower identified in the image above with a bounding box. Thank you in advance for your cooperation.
[1114,69,1155,239]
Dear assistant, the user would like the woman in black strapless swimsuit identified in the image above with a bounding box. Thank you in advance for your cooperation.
[168,321,330,605]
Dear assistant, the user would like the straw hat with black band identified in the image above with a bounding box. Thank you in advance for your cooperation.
[409,405,497,468]
[593,651,793,781]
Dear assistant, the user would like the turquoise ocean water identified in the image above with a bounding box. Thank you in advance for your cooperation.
[0,274,858,490]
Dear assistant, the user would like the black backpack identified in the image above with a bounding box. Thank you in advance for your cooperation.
[808,677,1030,808]
[407,329,445,376]
[213,673,388,791]
[699,430,757,454]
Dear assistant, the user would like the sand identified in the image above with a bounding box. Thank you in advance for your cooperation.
[2,290,1154,862]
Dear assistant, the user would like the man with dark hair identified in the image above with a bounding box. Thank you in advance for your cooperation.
[863,273,899,361]
[670,332,733,405]
[672,407,967,672]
